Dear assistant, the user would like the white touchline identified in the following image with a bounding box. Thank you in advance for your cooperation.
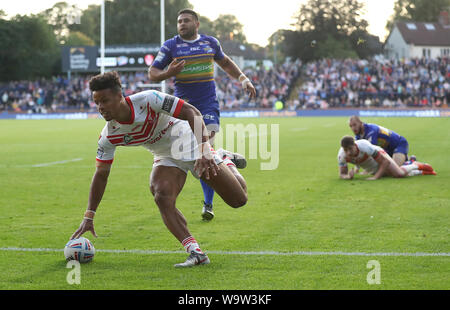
[0,158,83,168]
[31,158,84,167]
[0,247,449,257]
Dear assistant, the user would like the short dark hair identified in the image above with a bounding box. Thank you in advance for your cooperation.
[177,8,198,21]
[341,135,355,148]
[89,71,122,93]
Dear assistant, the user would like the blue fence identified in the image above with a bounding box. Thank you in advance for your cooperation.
[1,109,450,120]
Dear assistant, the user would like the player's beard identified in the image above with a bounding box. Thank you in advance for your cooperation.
[179,27,196,40]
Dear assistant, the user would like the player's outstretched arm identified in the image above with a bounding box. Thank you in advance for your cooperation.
[70,161,111,239]
[367,154,390,180]
[215,55,256,99]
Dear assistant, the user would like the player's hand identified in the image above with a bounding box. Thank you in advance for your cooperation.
[70,219,97,240]
[194,156,220,180]
[167,59,185,77]
[348,168,355,179]
[242,80,256,99]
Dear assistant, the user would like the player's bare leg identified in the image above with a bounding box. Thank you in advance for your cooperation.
[150,166,189,242]
[384,157,436,178]
[392,153,407,166]
[150,166,210,267]
[201,161,248,209]
[200,130,217,221]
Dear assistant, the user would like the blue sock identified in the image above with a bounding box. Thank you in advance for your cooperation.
[200,179,215,205]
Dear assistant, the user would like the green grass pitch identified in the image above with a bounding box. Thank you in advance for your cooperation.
[0,117,448,290]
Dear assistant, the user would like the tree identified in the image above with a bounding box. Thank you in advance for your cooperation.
[0,14,59,81]
[267,29,289,64]
[64,0,192,46]
[212,14,247,43]
[386,0,450,32]
[198,15,215,36]
[64,31,95,46]
[38,2,83,44]
[70,4,100,45]
[276,0,379,62]
[294,0,368,35]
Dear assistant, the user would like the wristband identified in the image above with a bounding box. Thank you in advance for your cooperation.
[84,210,95,220]
[198,142,213,159]
[239,74,251,88]
[238,73,247,82]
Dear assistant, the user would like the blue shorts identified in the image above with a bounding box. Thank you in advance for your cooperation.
[389,137,409,158]
[191,101,220,133]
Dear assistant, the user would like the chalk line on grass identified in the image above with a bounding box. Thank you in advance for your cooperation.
[0,247,448,257]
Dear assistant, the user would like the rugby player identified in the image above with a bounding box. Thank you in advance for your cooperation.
[338,136,436,180]
[348,116,412,167]
[148,9,256,221]
[70,71,248,267]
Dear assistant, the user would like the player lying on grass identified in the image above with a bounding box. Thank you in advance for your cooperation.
[348,115,413,167]
[338,136,436,181]
[69,71,248,267]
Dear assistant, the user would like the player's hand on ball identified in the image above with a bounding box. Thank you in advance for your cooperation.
[70,218,97,240]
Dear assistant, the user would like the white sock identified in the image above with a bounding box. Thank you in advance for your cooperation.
[402,163,419,173]
[181,236,203,254]
[407,170,422,177]
[222,155,236,168]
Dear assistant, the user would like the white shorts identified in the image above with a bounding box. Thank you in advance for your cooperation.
[153,154,223,179]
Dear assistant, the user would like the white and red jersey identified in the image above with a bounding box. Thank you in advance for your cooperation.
[337,139,385,174]
[96,90,199,164]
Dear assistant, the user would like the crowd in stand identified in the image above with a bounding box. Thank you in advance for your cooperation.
[0,60,300,113]
[0,72,153,113]
[0,57,449,113]
[214,59,301,109]
[287,57,449,110]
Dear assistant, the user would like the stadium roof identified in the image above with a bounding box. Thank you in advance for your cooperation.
[395,21,450,46]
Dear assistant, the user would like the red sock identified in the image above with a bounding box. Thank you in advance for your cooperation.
[181,236,203,254]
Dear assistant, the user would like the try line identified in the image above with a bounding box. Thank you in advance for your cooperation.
[0,247,449,257]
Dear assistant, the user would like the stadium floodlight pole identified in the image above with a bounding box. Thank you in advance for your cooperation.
[160,0,166,92]
[100,0,105,74]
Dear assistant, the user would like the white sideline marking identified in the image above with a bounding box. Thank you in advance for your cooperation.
[0,158,85,168]
[0,247,449,257]
[30,158,83,167]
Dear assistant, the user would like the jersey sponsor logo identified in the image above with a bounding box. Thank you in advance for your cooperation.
[378,126,391,136]
[123,134,133,145]
[203,113,215,120]
[97,146,105,158]
[203,47,213,53]
[162,95,176,113]
[180,63,213,74]
[155,51,165,62]
[147,121,174,145]
[190,46,201,52]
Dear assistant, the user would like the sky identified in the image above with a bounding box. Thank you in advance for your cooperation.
[1,0,396,46]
